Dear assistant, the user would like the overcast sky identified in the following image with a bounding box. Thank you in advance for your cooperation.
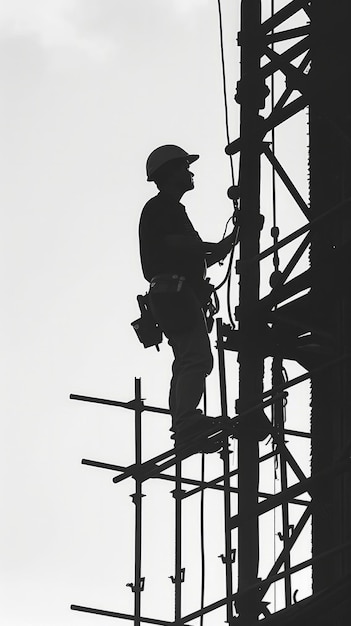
[1,2,311,625]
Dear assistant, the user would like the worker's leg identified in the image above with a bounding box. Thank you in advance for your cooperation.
[167,311,213,432]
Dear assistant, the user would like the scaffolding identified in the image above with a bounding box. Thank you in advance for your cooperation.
[71,1,351,624]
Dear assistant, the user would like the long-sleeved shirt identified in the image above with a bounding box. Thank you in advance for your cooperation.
[139,191,206,296]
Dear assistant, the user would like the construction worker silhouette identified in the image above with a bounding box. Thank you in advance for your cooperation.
[139,145,235,444]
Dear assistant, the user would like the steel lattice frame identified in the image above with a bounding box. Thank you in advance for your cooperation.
[70,2,351,625]
[223,0,351,623]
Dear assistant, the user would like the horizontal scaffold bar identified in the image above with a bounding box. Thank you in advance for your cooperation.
[71,605,175,625]
[70,393,170,415]
[80,455,309,507]
[110,396,285,485]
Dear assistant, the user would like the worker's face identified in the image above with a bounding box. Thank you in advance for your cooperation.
[172,160,194,193]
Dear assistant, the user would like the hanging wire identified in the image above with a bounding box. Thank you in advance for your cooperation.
[216,224,239,291]
[217,0,237,193]
[216,0,240,327]
[221,213,236,240]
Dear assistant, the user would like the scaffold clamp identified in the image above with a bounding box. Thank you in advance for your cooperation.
[171,487,187,499]
[278,524,294,541]
[126,577,145,593]
[219,548,236,564]
[169,568,185,584]
[130,492,146,504]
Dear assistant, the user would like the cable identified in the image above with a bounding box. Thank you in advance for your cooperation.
[216,0,240,327]
[217,0,236,192]
[215,224,239,291]
[221,213,235,240]
[215,241,235,293]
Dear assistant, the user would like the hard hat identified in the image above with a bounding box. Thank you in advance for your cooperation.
[146,144,199,181]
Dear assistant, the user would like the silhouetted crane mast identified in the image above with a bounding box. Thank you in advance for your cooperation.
[70,1,351,624]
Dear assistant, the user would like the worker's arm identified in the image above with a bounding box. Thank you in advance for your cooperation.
[165,230,236,265]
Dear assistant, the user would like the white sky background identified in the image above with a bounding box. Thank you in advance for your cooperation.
[1,1,310,625]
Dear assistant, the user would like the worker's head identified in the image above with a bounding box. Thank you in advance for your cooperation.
[146,144,199,195]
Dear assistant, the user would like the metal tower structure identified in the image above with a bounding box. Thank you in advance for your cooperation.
[70,1,351,624]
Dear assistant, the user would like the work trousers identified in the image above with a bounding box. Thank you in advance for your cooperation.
[165,310,213,431]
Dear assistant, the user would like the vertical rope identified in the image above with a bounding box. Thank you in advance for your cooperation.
[217,0,236,191]
[217,0,241,328]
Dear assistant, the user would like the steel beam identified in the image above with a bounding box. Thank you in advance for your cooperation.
[234,1,264,621]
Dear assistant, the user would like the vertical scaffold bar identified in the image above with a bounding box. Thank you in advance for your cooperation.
[174,461,183,623]
[133,378,144,626]
[235,0,264,621]
[216,319,235,623]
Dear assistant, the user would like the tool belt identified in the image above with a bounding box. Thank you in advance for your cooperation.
[131,275,219,349]
[148,274,218,334]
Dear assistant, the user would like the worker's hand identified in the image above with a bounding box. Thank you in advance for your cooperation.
[205,229,237,267]
[216,229,236,259]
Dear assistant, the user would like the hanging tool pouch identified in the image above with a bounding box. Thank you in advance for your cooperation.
[148,274,201,334]
[131,294,163,350]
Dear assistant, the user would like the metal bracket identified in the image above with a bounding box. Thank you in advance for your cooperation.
[277,524,294,541]
[219,549,236,564]
[126,577,145,593]
[130,493,146,504]
[171,488,187,500]
[124,399,145,412]
[219,446,234,461]
[169,568,185,584]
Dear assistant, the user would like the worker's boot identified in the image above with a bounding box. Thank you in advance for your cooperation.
[171,412,221,451]
[233,409,271,441]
